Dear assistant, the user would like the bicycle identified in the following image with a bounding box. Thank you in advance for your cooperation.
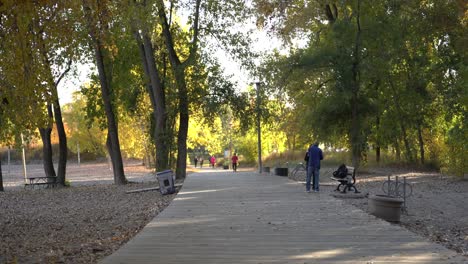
[382,178,413,198]
[289,162,307,178]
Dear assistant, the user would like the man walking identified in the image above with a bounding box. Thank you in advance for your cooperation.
[306,142,323,192]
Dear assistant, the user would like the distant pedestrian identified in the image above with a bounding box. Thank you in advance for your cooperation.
[194,156,198,168]
[306,142,323,192]
[231,153,239,172]
[200,158,204,168]
[210,155,216,168]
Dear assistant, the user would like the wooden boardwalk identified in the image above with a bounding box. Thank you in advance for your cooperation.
[101,170,466,264]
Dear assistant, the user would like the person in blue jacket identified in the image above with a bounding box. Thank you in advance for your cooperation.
[306,142,323,192]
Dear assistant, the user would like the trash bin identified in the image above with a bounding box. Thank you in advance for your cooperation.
[156,170,175,195]
[274,167,288,176]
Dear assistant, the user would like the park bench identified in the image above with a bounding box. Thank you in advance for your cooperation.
[24,176,57,189]
[330,165,360,193]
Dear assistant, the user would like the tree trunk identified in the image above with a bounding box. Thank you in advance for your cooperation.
[106,134,115,171]
[37,20,70,186]
[39,104,56,177]
[157,0,201,179]
[142,33,170,171]
[83,1,126,185]
[175,69,189,180]
[350,0,362,170]
[376,145,381,163]
[388,79,413,163]
[96,64,127,185]
[400,122,413,162]
[375,116,381,163]
[417,122,425,164]
[394,140,401,161]
[39,127,56,177]
[53,99,67,185]
[131,3,170,172]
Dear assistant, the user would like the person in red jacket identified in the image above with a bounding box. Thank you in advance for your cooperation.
[210,155,216,168]
[231,153,239,172]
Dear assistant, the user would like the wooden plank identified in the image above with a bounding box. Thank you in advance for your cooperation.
[101,171,466,264]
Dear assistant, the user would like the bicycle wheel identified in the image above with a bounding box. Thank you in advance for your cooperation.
[381,180,397,195]
[289,167,296,177]
[300,164,307,172]
[396,182,413,198]
[293,166,302,177]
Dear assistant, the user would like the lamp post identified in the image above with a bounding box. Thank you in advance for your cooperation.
[255,82,262,173]
[77,142,81,167]
[7,146,10,176]
[21,133,27,182]
[229,118,233,170]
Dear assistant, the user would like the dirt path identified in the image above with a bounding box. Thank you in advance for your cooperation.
[2,160,155,189]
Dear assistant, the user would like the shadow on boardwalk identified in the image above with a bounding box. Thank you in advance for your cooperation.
[101,170,466,264]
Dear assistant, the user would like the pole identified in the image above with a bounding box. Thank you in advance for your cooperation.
[229,118,232,170]
[7,146,10,176]
[21,133,27,181]
[77,142,81,167]
[256,82,262,173]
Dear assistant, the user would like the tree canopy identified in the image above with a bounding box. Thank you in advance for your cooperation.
[1,0,466,192]
[254,0,467,174]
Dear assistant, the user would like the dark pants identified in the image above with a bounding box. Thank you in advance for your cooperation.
[306,166,320,191]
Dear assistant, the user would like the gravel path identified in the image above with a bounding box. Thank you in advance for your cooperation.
[289,166,468,258]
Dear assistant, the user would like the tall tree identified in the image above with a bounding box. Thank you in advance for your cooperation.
[155,0,255,179]
[1,1,54,185]
[82,0,127,184]
[155,0,201,179]
[254,0,467,173]
[128,1,171,172]
[35,1,77,183]
[1,1,79,186]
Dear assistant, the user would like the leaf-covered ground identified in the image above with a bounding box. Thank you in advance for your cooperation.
[0,182,178,263]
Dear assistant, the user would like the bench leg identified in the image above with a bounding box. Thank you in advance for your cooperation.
[335,183,343,192]
[346,184,360,193]
[351,185,360,193]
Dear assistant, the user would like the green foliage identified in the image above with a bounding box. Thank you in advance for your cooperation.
[63,91,150,160]
[63,92,107,157]
[236,129,258,163]
[442,113,467,176]
[253,0,468,174]
[2,0,465,178]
